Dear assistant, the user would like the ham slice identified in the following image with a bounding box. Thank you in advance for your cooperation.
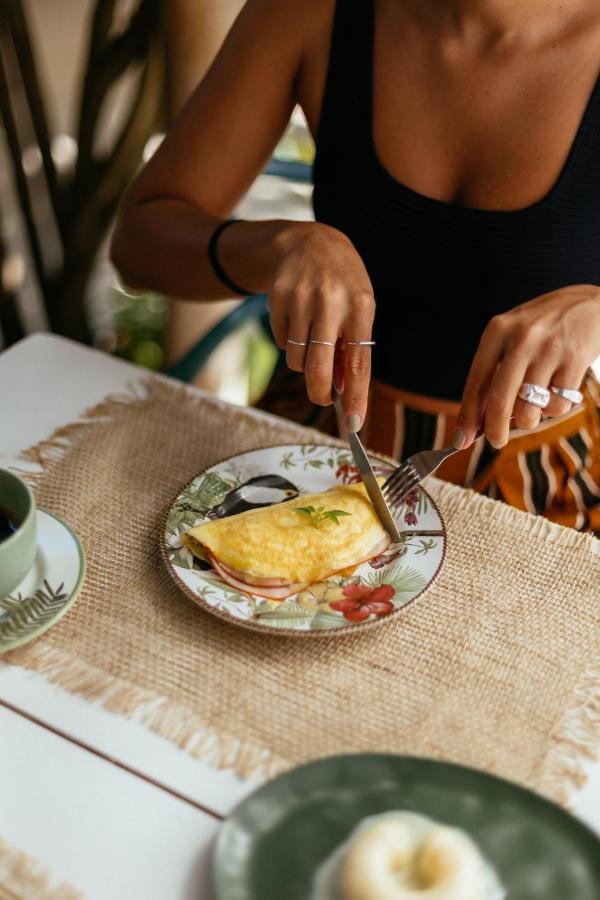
[208,554,307,599]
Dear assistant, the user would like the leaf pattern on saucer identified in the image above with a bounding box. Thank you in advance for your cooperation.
[0,580,68,642]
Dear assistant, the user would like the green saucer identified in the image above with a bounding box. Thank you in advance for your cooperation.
[213,754,600,900]
[0,508,86,653]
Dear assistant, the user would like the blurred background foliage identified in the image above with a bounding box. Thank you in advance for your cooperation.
[0,0,314,405]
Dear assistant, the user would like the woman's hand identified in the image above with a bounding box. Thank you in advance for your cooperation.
[455,285,600,449]
[269,222,376,432]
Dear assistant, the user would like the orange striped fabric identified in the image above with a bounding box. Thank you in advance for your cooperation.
[361,375,600,533]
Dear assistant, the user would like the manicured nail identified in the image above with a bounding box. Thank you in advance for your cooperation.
[490,439,506,450]
[346,414,361,433]
[452,428,467,450]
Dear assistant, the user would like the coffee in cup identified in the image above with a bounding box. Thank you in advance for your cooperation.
[0,470,37,597]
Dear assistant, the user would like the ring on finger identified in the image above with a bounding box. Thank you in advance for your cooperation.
[309,339,335,347]
[518,382,551,409]
[550,384,583,405]
[345,340,376,346]
[287,338,308,347]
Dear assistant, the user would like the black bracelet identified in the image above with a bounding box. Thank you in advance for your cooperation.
[207,219,253,297]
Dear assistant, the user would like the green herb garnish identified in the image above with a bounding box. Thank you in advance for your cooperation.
[294,505,352,528]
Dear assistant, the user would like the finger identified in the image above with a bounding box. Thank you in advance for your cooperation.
[338,293,375,432]
[304,330,337,406]
[342,343,371,432]
[455,316,507,448]
[333,338,345,393]
[545,363,587,417]
[483,349,532,447]
[284,297,311,373]
[269,306,288,351]
[268,286,290,351]
[511,356,558,432]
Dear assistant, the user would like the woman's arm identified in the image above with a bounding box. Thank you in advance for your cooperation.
[110,0,305,298]
[111,0,375,431]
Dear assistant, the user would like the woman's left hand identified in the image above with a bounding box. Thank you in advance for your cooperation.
[455,284,600,449]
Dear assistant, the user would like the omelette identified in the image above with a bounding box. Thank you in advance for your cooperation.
[181,483,390,598]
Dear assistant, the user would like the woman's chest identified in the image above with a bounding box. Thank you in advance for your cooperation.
[373,40,600,211]
[301,2,600,213]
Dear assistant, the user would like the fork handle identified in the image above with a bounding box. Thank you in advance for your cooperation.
[451,426,484,450]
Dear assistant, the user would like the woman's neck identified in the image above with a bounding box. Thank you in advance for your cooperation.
[422,0,585,43]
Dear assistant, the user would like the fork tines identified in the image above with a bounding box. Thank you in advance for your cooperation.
[382,462,420,509]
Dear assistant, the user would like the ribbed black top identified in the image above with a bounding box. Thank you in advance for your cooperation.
[312,0,600,399]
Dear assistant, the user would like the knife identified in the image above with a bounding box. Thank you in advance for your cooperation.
[332,386,402,543]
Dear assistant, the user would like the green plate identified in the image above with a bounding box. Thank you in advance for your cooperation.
[213,754,600,900]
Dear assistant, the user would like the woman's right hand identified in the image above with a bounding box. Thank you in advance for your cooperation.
[268,222,375,432]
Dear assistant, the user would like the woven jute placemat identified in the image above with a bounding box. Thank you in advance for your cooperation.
[0,837,82,899]
[5,379,600,803]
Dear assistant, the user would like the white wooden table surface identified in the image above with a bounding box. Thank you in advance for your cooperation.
[1,334,599,899]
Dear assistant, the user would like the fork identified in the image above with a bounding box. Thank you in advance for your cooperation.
[382,430,482,509]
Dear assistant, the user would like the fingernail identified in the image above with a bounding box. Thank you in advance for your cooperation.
[490,439,506,450]
[346,414,361,433]
[452,428,467,450]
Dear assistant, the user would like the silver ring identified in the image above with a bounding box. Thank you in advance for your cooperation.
[550,384,583,405]
[346,340,376,346]
[309,339,335,347]
[286,338,307,347]
[518,382,550,409]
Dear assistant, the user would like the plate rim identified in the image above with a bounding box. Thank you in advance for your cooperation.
[212,752,600,899]
[161,442,447,638]
[0,507,87,653]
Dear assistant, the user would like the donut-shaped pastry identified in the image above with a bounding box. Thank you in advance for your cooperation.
[311,812,504,900]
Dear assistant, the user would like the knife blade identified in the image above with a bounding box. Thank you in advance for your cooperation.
[332,387,402,542]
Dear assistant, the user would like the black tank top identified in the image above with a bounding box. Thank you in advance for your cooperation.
[312,0,600,400]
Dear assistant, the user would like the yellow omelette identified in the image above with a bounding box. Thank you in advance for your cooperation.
[182,483,389,597]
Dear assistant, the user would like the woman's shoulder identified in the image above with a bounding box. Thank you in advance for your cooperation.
[240,0,338,131]
[242,0,335,32]
[233,0,336,73]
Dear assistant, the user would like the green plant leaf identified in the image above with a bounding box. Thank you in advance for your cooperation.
[295,505,352,528]
[254,601,315,629]
[295,506,315,516]
[281,452,296,469]
[311,610,349,630]
[362,562,427,600]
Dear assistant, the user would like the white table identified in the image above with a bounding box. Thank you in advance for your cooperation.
[1,334,599,898]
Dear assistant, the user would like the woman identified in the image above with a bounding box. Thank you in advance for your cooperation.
[111,0,600,530]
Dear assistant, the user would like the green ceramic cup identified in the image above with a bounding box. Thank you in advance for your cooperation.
[0,470,37,598]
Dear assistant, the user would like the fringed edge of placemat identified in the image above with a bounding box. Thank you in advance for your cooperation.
[5,641,290,781]
[12,376,340,491]
[6,376,600,793]
[11,382,150,485]
[0,837,82,900]
[430,477,600,551]
[431,479,600,804]
[7,376,324,780]
[539,666,600,805]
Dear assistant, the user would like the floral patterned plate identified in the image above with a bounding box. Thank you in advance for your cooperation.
[0,509,86,653]
[162,444,446,636]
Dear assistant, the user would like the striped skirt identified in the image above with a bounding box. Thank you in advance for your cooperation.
[361,375,600,533]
